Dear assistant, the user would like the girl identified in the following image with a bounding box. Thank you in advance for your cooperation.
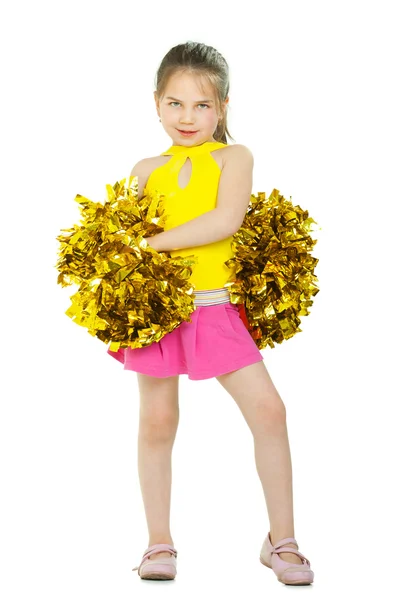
[108,41,314,586]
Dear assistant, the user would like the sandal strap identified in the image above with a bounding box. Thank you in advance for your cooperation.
[273,536,298,548]
[132,543,178,572]
[272,547,311,567]
[270,535,311,566]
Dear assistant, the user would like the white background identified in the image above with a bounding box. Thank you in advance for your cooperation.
[1,0,399,597]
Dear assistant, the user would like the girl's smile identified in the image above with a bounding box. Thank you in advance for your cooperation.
[177,129,198,137]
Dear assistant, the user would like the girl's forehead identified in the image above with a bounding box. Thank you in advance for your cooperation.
[165,71,215,98]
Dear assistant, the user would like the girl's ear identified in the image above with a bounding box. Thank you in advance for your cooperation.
[219,96,229,119]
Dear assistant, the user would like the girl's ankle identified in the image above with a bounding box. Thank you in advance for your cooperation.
[148,539,174,547]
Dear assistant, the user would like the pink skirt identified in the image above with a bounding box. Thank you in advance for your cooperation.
[107,289,263,380]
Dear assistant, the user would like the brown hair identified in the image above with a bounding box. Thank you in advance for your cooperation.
[154,41,234,144]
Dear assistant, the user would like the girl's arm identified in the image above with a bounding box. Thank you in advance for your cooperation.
[147,145,254,252]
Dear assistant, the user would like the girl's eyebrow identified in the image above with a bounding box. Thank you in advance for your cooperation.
[165,96,214,103]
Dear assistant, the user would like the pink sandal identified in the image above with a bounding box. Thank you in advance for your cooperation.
[260,532,314,585]
[132,543,178,580]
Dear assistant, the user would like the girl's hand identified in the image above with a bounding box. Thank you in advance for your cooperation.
[143,237,159,251]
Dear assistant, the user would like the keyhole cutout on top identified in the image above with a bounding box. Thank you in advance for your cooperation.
[177,157,193,190]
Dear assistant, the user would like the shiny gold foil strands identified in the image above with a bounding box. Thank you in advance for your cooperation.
[55,176,198,351]
[225,189,320,350]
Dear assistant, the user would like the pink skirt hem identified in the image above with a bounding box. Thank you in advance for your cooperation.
[109,350,263,380]
[107,302,264,381]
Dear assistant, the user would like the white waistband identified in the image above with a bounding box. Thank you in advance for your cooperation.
[193,287,231,307]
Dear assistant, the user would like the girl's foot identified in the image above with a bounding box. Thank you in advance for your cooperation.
[147,540,175,560]
[260,533,314,585]
[276,542,303,565]
[148,551,173,560]
[133,543,177,579]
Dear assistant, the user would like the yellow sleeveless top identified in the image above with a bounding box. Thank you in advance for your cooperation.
[143,141,236,291]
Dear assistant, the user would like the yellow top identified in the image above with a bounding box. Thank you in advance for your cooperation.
[143,141,236,291]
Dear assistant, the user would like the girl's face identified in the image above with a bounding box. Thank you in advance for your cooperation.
[155,70,228,146]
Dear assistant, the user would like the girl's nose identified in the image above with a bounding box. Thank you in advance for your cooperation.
[180,112,195,123]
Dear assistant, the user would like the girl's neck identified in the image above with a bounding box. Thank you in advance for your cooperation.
[169,137,219,147]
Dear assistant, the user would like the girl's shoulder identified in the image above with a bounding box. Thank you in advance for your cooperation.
[129,155,168,200]
[223,143,253,159]
[219,144,254,176]
[218,143,253,170]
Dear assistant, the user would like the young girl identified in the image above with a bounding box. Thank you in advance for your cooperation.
[108,41,314,586]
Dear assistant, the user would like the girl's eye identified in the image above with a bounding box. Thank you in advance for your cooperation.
[169,102,209,109]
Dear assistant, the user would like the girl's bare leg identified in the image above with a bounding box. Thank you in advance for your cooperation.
[137,373,180,559]
[216,361,302,565]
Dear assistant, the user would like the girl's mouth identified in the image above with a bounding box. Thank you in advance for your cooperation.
[177,129,197,137]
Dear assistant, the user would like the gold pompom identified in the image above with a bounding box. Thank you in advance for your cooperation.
[225,189,320,350]
[55,176,198,351]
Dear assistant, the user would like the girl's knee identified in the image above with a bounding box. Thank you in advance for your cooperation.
[251,398,287,435]
[139,409,179,443]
